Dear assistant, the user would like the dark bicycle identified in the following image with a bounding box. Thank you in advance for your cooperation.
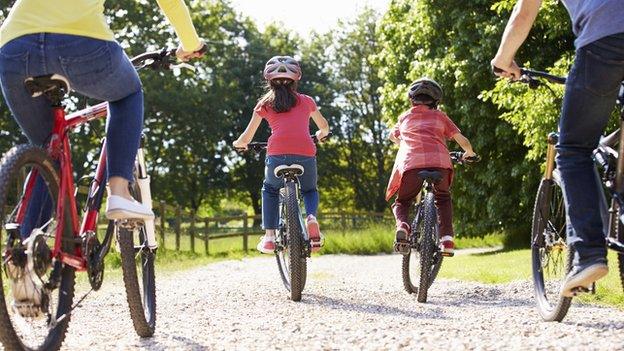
[237,134,329,301]
[401,152,479,302]
[513,68,624,322]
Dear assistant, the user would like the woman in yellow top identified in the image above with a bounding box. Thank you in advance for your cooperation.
[0,0,205,220]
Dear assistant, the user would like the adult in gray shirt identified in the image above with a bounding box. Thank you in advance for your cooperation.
[491,0,624,297]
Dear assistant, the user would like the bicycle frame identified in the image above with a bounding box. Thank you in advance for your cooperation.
[15,102,110,271]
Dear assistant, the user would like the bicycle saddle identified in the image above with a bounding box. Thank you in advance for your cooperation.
[24,74,70,102]
[274,164,304,178]
[418,170,443,183]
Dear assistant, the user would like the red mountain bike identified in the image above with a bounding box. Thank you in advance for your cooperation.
[0,48,194,350]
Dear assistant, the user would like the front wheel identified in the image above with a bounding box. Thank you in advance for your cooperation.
[118,174,156,337]
[284,181,306,301]
[531,176,573,322]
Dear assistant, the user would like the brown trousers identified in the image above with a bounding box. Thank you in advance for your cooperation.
[392,168,454,237]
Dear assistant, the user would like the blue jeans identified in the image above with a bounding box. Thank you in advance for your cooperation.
[0,33,143,182]
[262,155,319,230]
[556,33,624,266]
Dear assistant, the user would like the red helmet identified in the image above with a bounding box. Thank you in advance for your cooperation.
[263,56,302,81]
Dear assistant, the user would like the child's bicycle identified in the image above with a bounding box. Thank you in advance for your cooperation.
[237,134,330,301]
[400,151,479,303]
[512,68,624,322]
[0,47,200,350]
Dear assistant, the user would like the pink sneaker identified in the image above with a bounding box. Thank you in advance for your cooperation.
[256,236,276,254]
[306,215,324,252]
[440,235,455,256]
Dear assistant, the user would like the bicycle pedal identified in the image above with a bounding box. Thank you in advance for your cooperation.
[571,286,590,296]
[394,241,410,255]
[116,219,144,230]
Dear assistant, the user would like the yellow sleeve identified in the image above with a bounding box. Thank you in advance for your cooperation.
[155,0,202,51]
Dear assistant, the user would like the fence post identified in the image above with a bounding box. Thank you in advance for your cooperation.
[159,201,166,250]
[175,205,181,251]
[204,219,210,255]
[190,210,196,254]
[243,215,249,253]
[341,211,347,234]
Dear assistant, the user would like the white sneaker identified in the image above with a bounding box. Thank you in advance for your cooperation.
[105,195,154,221]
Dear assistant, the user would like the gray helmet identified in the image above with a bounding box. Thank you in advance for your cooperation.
[407,78,443,105]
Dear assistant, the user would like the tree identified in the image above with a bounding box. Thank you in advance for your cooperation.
[306,9,393,212]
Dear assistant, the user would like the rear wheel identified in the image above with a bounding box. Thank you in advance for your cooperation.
[118,175,156,337]
[531,177,573,322]
[284,181,306,301]
[416,193,437,303]
[0,145,75,351]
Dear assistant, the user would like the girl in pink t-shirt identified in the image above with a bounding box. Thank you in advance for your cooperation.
[387,78,476,255]
[234,56,330,254]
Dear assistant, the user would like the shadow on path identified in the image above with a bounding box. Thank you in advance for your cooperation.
[302,294,448,320]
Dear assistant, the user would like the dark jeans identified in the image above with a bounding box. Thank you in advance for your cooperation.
[0,33,143,181]
[557,33,624,266]
[392,168,453,237]
[262,155,319,230]
[0,33,144,238]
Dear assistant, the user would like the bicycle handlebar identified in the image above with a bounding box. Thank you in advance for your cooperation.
[492,65,566,89]
[237,132,333,153]
[130,43,207,72]
[450,151,481,165]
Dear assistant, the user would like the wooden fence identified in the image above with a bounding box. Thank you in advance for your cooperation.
[150,202,393,255]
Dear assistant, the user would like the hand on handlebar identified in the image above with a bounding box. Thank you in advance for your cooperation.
[233,138,248,151]
[315,129,330,143]
[491,56,521,80]
[176,40,207,62]
[462,150,478,161]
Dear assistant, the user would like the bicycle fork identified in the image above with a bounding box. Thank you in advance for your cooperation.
[135,144,157,249]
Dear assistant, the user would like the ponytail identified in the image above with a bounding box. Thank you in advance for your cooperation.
[258,79,298,113]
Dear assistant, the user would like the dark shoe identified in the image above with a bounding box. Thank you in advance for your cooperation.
[560,261,608,297]
[394,222,411,255]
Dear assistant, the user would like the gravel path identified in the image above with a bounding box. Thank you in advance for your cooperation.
[61,254,624,350]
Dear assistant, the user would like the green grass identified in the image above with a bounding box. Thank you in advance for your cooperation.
[438,249,624,309]
[321,226,503,255]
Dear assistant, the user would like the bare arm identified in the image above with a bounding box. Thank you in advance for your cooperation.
[491,0,542,79]
[311,110,330,141]
[452,133,477,158]
[233,113,262,149]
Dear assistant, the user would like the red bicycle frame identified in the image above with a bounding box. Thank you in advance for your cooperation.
[15,102,110,272]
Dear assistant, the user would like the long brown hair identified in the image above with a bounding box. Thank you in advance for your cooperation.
[257,79,298,113]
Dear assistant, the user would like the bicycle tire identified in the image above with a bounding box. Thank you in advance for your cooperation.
[118,177,156,337]
[0,145,75,351]
[531,177,573,322]
[285,181,306,302]
[417,193,437,303]
[617,215,624,293]
[276,226,291,291]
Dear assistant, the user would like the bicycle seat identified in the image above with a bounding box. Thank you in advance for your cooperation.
[418,170,442,183]
[24,74,70,102]
[274,164,304,178]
